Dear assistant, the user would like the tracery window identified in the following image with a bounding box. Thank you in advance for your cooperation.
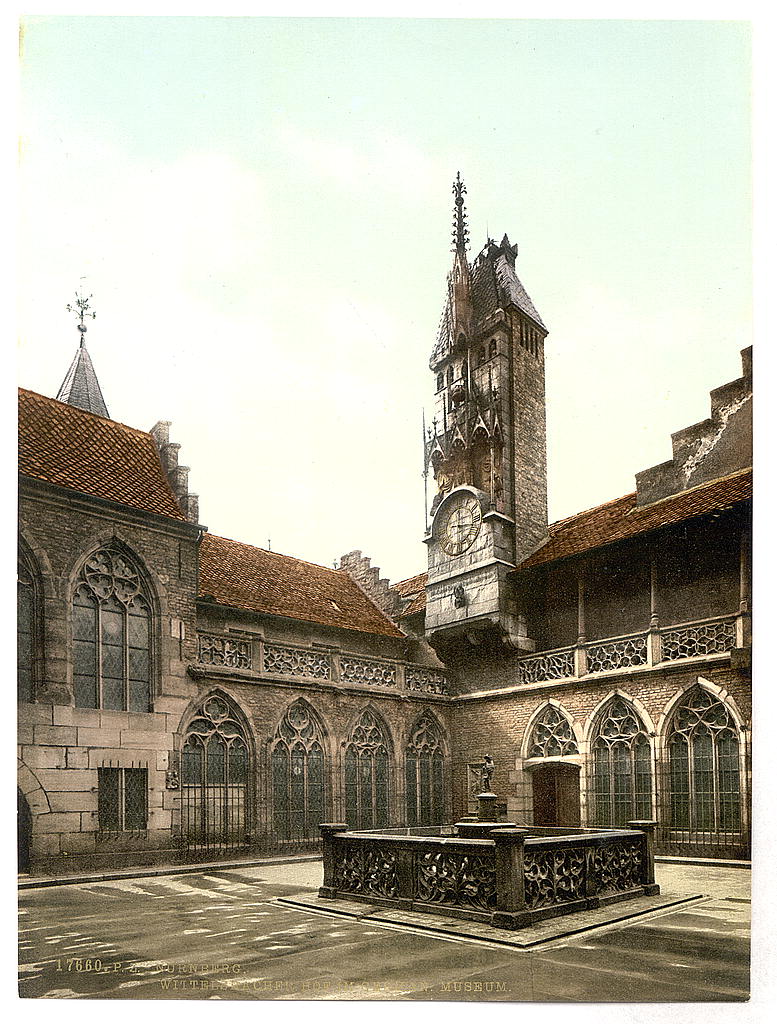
[528,706,578,758]
[405,712,446,826]
[182,695,250,848]
[72,547,151,711]
[272,700,326,841]
[18,555,36,702]
[591,698,652,826]
[667,687,741,833]
[344,709,390,830]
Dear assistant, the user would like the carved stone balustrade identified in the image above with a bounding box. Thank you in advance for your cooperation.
[514,614,744,687]
[197,633,252,670]
[319,821,659,930]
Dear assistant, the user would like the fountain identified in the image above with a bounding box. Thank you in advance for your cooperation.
[318,755,659,931]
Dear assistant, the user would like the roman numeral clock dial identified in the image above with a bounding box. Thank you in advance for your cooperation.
[439,494,483,556]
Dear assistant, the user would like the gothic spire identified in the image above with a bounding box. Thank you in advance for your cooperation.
[56,287,110,418]
[451,172,469,256]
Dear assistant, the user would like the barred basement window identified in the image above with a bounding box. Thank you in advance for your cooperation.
[667,686,741,833]
[345,709,390,830]
[98,768,147,831]
[72,547,151,712]
[18,557,36,702]
[405,711,446,826]
[272,700,326,842]
[591,698,652,826]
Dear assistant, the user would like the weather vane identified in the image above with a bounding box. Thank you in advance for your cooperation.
[66,284,96,341]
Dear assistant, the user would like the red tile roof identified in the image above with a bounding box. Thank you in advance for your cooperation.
[18,388,187,521]
[392,572,427,617]
[395,468,751,616]
[199,533,405,638]
[520,467,752,570]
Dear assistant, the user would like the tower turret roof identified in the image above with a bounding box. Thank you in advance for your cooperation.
[56,340,110,419]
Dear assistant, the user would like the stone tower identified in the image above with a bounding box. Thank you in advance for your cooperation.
[424,176,549,652]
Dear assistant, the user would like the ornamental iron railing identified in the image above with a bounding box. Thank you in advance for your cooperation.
[319,822,658,930]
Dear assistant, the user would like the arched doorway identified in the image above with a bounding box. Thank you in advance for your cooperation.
[18,789,32,873]
[532,764,581,826]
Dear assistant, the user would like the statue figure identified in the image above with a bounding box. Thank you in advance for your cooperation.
[480,754,494,793]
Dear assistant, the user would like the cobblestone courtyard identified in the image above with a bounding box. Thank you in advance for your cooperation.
[18,860,750,1002]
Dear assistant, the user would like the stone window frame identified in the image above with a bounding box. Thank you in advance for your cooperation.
[69,541,159,713]
[342,705,394,831]
[17,541,43,703]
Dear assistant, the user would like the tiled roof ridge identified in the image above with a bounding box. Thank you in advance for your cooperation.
[394,571,427,589]
[204,531,344,578]
[20,387,148,439]
[625,466,751,515]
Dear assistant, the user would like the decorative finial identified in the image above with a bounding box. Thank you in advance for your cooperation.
[66,285,96,346]
[451,172,469,255]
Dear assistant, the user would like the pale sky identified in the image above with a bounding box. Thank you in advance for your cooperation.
[17,16,752,584]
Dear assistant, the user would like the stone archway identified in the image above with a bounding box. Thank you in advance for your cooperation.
[531,763,581,827]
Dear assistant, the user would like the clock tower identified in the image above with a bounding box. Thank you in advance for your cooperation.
[424,176,549,652]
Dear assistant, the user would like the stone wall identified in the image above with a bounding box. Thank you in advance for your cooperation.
[448,659,751,825]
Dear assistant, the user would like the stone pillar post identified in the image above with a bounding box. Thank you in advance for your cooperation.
[574,574,588,676]
[318,822,349,898]
[737,530,751,648]
[627,820,660,894]
[490,828,533,929]
[647,555,662,666]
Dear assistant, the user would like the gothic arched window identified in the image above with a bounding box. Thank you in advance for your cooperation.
[489,338,498,359]
[478,345,486,365]
[667,686,741,833]
[405,712,446,826]
[436,373,444,393]
[18,553,38,702]
[591,698,652,826]
[272,701,326,842]
[72,546,152,712]
[344,709,390,830]
[529,706,578,758]
[182,695,251,850]
[447,365,454,387]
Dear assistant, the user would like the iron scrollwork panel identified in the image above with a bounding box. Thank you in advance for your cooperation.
[586,841,644,896]
[414,850,497,912]
[332,843,399,899]
[523,848,586,909]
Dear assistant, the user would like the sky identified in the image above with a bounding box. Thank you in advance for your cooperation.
[16,16,752,584]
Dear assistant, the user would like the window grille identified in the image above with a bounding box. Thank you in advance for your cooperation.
[344,709,391,830]
[72,547,151,711]
[590,698,652,826]
[665,686,741,834]
[182,695,250,853]
[271,700,326,842]
[405,712,446,826]
[529,706,578,757]
[98,768,147,831]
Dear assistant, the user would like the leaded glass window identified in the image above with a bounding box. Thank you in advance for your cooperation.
[591,698,652,826]
[18,557,36,702]
[667,687,741,833]
[345,709,390,830]
[182,695,251,847]
[405,712,446,826]
[272,700,326,841]
[72,547,151,711]
[529,706,578,758]
[98,768,147,831]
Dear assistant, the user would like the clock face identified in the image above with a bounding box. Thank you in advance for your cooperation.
[439,494,483,556]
